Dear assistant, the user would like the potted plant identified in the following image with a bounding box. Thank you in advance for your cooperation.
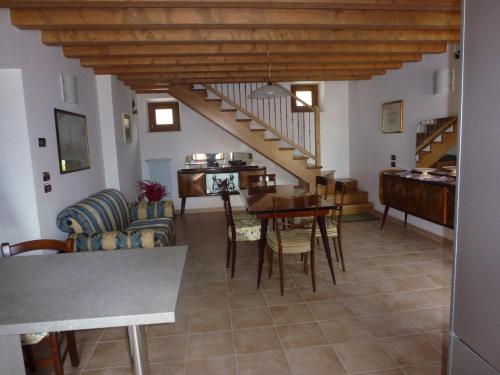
[137,180,167,202]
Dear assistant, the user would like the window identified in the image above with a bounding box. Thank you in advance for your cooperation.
[148,101,180,132]
[290,84,318,112]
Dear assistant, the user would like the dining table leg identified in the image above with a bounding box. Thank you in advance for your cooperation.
[317,216,336,285]
[128,325,150,375]
[257,218,269,290]
[0,334,26,374]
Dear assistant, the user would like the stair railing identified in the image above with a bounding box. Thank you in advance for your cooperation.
[416,116,458,154]
[203,82,321,167]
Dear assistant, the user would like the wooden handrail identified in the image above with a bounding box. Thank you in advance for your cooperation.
[416,116,457,154]
[204,84,316,160]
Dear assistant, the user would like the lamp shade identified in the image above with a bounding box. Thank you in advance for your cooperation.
[247,83,291,99]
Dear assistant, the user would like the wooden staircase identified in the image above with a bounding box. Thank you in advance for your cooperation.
[416,116,458,168]
[336,178,374,215]
[168,83,321,188]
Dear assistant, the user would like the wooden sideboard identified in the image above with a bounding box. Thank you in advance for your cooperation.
[178,165,266,215]
[380,171,455,229]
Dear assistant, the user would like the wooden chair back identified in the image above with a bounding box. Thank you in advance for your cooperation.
[219,182,237,239]
[1,239,74,257]
[248,174,276,188]
[315,175,329,200]
[331,181,347,228]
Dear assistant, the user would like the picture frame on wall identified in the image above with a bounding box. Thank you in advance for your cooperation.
[382,100,404,133]
[122,113,132,144]
[54,109,90,174]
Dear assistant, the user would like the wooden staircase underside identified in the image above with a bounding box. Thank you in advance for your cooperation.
[416,117,458,168]
[167,84,320,187]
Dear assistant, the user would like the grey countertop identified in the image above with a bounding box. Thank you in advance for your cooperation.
[0,246,187,335]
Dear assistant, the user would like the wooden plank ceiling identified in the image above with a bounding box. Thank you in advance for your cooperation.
[0,0,461,93]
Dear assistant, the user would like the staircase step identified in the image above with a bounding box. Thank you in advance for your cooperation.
[307,165,322,170]
[220,108,237,112]
[279,147,295,151]
[192,88,207,95]
[206,98,222,103]
[236,118,252,122]
[335,178,359,192]
[293,155,308,160]
[249,128,266,132]
[343,189,369,205]
[342,202,374,215]
[265,138,281,141]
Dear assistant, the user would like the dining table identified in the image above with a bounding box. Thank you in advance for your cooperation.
[239,184,338,289]
[0,246,187,375]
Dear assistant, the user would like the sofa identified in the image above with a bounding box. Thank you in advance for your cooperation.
[56,189,175,251]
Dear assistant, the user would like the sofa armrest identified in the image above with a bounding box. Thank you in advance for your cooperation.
[129,200,174,221]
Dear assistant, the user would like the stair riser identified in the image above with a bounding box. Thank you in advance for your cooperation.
[343,203,374,215]
[343,192,369,205]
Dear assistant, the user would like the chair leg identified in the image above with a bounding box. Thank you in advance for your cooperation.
[231,240,237,279]
[267,246,274,278]
[337,234,346,272]
[303,252,309,275]
[226,237,231,269]
[332,236,340,262]
[310,247,316,293]
[22,345,37,372]
[278,248,285,296]
[48,333,64,375]
[66,331,80,367]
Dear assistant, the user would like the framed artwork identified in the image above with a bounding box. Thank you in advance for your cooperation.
[382,100,404,133]
[54,109,90,174]
[122,113,132,143]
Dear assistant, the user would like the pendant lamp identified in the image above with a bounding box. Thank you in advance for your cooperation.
[247,52,292,99]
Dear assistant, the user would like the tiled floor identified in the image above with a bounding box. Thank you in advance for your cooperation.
[33,212,452,374]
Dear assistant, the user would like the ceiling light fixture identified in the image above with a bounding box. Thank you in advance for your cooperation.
[247,52,292,99]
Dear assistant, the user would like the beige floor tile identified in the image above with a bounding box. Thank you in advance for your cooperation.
[185,356,237,375]
[150,361,186,375]
[147,314,189,337]
[100,327,128,341]
[81,368,133,375]
[399,306,450,332]
[277,322,328,349]
[319,317,374,344]
[85,341,131,370]
[193,281,227,296]
[379,334,442,366]
[344,295,394,316]
[263,288,303,306]
[230,307,274,329]
[361,312,417,338]
[403,362,444,375]
[420,331,450,354]
[189,310,231,333]
[237,350,291,375]
[355,370,405,375]
[298,285,343,302]
[191,294,229,313]
[270,303,315,325]
[229,292,266,309]
[176,296,193,314]
[285,345,347,375]
[228,278,257,294]
[187,331,234,360]
[234,326,282,354]
[383,288,451,311]
[148,335,188,363]
[333,340,398,373]
[307,300,354,321]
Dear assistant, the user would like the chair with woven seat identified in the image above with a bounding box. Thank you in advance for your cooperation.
[220,183,261,278]
[0,239,80,375]
[266,194,321,296]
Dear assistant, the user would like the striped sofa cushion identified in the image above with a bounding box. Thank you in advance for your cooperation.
[129,201,174,221]
[57,189,130,234]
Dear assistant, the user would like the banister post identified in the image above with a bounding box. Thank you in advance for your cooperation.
[314,106,321,167]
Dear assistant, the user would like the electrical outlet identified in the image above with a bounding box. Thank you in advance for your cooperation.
[43,171,50,182]
[38,138,46,147]
[391,161,396,167]
[391,154,396,161]
[44,184,52,193]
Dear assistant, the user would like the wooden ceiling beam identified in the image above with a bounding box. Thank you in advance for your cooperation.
[116,69,386,80]
[42,28,460,46]
[123,75,374,85]
[93,62,402,74]
[11,8,460,30]
[0,0,461,11]
[80,53,422,67]
[64,42,447,57]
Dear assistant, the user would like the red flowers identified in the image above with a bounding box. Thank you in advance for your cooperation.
[137,180,167,202]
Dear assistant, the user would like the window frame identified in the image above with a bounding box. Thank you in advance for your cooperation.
[148,101,181,132]
[290,84,318,113]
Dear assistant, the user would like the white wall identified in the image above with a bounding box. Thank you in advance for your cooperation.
[97,75,141,201]
[0,69,41,243]
[0,9,106,240]
[348,48,459,238]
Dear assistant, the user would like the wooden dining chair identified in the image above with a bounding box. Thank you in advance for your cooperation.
[219,182,261,278]
[266,194,321,296]
[0,239,80,375]
[248,173,277,188]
